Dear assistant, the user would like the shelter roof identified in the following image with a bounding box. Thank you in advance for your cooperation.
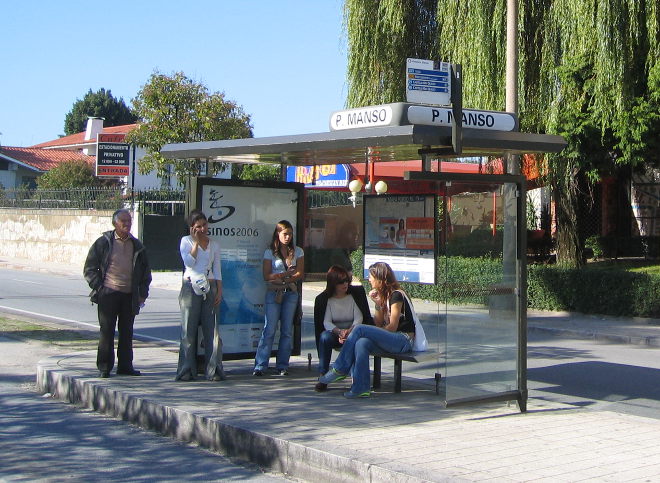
[160,124,566,166]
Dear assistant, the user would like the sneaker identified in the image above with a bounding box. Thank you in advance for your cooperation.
[177,373,192,381]
[343,391,371,398]
[277,369,289,376]
[99,371,110,378]
[319,368,347,384]
[252,370,264,376]
[314,382,328,392]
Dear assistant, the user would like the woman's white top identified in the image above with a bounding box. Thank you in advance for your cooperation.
[323,295,363,331]
[180,236,222,281]
[263,246,304,274]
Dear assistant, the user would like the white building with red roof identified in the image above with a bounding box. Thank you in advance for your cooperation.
[26,117,166,189]
[1,117,228,190]
[0,146,94,189]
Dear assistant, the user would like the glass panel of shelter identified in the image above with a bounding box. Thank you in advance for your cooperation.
[301,179,523,409]
[440,180,519,406]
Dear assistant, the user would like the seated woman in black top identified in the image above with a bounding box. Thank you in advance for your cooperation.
[318,262,415,398]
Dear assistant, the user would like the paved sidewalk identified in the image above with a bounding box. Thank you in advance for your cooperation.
[37,345,660,482]
[5,257,660,481]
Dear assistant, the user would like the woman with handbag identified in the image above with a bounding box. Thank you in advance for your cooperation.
[319,262,420,398]
[313,265,373,392]
[253,220,304,376]
[175,210,225,381]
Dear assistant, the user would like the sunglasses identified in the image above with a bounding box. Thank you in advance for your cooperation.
[338,278,350,284]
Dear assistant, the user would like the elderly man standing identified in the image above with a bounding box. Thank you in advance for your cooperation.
[84,209,152,378]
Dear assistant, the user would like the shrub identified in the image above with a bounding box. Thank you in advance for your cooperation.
[351,248,660,317]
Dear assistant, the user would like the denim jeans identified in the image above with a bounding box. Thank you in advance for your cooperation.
[318,330,342,375]
[331,325,412,395]
[176,281,223,380]
[254,290,298,371]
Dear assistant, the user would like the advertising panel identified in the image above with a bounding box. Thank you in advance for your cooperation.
[197,179,303,357]
[363,194,436,284]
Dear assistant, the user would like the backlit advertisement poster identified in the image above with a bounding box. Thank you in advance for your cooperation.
[197,179,302,357]
[363,194,436,283]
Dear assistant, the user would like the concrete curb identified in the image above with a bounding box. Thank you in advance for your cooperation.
[36,355,438,483]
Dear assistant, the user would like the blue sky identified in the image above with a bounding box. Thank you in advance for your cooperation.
[0,0,347,147]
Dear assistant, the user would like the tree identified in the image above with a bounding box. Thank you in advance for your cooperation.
[232,163,280,181]
[126,71,253,181]
[344,0,659,266]
[64,88,137,135]
[36,159,117,189]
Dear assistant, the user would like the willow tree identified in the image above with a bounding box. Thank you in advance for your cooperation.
[344,0,659,266]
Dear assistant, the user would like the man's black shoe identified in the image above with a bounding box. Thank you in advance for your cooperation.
[99,371,110,378]
[116,368,141,376]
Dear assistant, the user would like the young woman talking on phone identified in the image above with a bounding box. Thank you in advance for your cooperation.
[253,220,304,376]
[175,210,224,382]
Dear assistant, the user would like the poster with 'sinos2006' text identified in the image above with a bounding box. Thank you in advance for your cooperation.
[198,180,301,356]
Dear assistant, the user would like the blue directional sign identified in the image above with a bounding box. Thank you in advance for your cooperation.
[406,58,452,105]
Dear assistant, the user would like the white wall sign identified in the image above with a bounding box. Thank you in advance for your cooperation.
[408,105,517,132]
[330,105,393,130]
[406,58,451,105]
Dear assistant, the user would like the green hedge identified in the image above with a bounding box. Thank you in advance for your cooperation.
[527,265,660,317]
[351,250,660,317]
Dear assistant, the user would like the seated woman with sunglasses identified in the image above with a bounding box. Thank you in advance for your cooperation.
[319,262,415,398]
[313,265,372,392]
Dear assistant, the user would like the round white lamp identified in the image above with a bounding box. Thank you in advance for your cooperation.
[374,180,388,195]
[348,179,363,194]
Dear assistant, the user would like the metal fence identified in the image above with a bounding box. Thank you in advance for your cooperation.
[0,187,186,215]
[306,190,357,208]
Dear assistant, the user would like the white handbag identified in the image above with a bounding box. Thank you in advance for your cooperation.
[397,290,428,352]
[190,271,210,298]
[190,242,213,299]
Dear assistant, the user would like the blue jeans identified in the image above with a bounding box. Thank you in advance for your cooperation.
[176,281,223,380]
[254,290,298,371]
[331,325,412,395]
[318,330,342,375]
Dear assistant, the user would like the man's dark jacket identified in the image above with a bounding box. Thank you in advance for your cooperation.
[83,230,152,315]
[313,284,374,350]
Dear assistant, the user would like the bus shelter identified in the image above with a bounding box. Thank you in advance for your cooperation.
[161,113,566,412]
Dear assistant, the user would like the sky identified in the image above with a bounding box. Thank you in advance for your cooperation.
[0,0,348,147]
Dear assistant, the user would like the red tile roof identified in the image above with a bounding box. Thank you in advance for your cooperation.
[0,146,94,172]
[31,124,138,149]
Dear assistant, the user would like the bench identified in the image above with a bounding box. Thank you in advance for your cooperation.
[371,350,441,393]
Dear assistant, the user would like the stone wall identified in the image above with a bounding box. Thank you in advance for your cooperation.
[0,209,117,267]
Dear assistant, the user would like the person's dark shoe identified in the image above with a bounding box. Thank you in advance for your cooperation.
[116,368,141,376]
[177,373,192,381]
[252,370,264,376]
[277,369,289,376]
[210,371,227,381]
[99,371,110,378]
[315,382,328,392]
